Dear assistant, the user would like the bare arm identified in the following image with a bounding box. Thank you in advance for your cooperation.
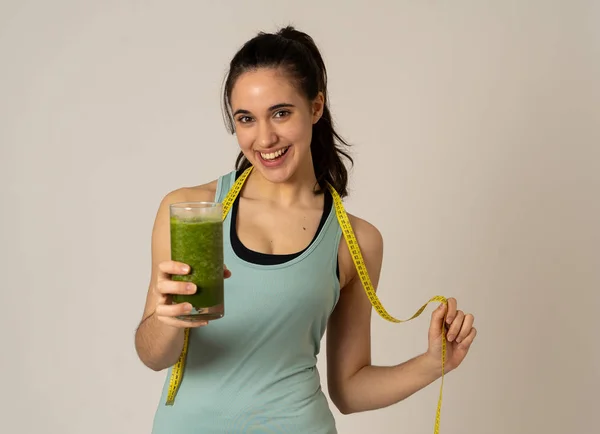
[327,215,477,414]
[134,182,220,371]
[134,310,185,371]
[326,217,436,414]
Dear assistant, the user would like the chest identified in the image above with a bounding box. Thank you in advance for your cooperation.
[234,197,324,255]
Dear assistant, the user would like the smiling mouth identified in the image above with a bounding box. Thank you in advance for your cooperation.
[259,146,290,161]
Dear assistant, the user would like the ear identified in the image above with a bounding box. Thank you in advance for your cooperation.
[311,92,325,124]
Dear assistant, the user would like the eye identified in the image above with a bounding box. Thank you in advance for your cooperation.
[273,110,290,119]
[237,115,253,124]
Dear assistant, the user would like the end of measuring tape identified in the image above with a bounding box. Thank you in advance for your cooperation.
[165,328,190,406]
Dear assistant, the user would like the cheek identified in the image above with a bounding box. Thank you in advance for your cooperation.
[281,120,312,145]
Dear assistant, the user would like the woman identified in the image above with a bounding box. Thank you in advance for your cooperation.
[135,26,477,433]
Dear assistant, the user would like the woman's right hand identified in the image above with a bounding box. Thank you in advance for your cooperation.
[152,260,231,328]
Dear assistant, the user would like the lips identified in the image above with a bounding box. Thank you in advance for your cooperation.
[259,146,290,161]
[256,145,292,168]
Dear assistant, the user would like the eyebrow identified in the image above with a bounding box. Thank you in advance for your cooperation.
[233,103,295,117]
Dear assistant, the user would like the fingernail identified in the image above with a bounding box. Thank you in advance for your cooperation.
[456,337,462,343]
[182,266,190,273]
[187,284,196,293]
[185,303,193,312]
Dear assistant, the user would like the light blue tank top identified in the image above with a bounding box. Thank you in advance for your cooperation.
[151,170,343,433]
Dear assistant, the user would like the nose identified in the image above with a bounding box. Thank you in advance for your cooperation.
[257,121,278,148]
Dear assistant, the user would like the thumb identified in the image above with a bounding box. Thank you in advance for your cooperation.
[429,302,447,340]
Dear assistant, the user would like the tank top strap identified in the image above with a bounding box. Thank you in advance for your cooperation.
[214,170,237,204]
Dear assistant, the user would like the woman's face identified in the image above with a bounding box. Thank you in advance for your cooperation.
[230,68,323,184]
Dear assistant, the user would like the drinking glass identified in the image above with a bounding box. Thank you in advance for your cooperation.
[169,201,224,321]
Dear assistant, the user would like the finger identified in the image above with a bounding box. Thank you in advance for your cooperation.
[457,327,477,350]
[158,261,190,276]
[446,310,465,342]
[445,297,457,325]
[156,280,196,296]
[155,302,195,318]
[155,303,209,328]
[159,316,209,328]
[429,302,447,339]
[456,314,474,343]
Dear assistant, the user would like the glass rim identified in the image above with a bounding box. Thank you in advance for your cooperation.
[170,201,222,209]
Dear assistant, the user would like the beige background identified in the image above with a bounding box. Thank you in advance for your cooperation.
[1,1,599,433]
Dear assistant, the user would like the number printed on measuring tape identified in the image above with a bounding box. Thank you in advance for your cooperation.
[165,166,449,434]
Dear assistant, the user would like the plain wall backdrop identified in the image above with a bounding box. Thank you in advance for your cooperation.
[1,1,599,433]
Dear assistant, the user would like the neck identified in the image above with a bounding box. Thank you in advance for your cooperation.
[245,160,320,207]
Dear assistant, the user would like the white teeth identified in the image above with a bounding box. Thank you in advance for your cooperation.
[261,147,287,160]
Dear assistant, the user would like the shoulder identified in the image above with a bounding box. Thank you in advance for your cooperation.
[153,177,223,222]
[346,213,383,251]
[338,212,384,287]
[159,167,239,208]
[161,179,219,206]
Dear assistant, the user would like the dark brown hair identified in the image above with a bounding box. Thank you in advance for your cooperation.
[221,26,353,197]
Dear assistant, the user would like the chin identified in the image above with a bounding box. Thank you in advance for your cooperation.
[254,165,296,184]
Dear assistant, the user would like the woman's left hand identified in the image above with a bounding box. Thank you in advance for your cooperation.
[426,297,477,373]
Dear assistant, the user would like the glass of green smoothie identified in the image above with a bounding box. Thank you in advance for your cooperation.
[169,201,224,321]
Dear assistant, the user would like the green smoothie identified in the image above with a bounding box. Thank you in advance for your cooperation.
[170,214,224,312]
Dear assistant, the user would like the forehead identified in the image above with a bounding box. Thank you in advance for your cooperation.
[230,68,304,110]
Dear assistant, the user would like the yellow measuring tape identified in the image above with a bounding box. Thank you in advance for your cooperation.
[165,166,449,433]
